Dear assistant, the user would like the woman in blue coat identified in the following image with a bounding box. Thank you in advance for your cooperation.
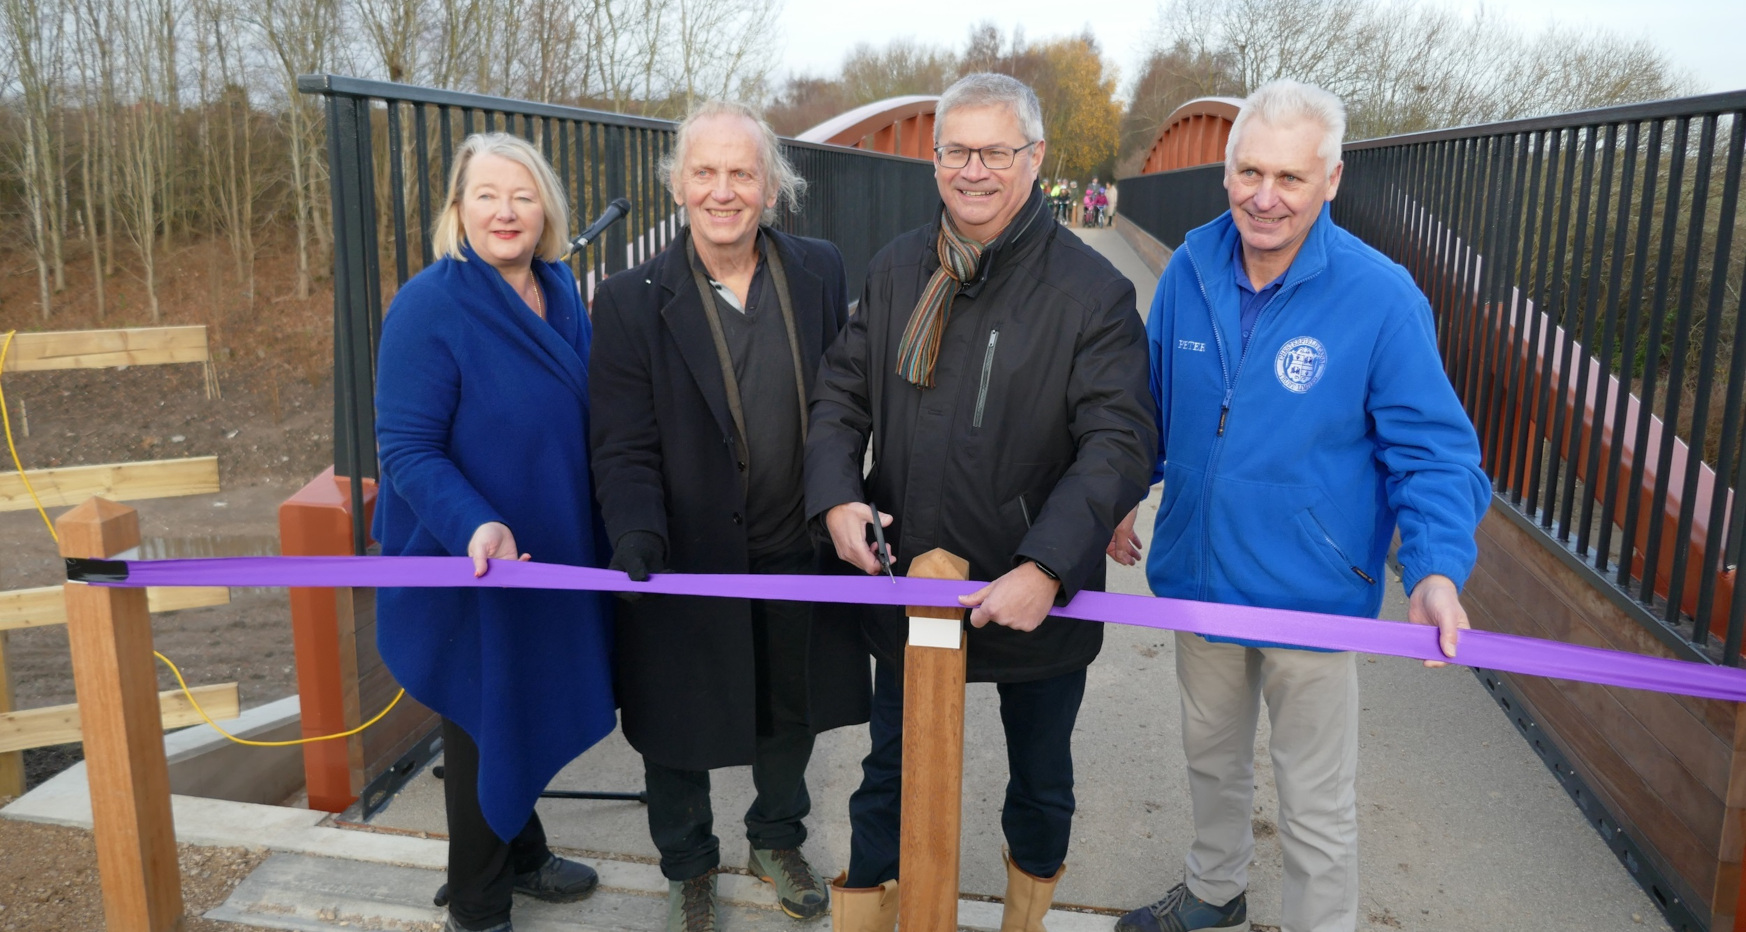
[373,132,615,932]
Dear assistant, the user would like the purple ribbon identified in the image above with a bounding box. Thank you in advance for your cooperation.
[81,555,1746,703]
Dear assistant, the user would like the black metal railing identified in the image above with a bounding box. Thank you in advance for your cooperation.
[1119,91,1746,666]
[298,75,938,552]
[1115,162,1226,249]
[1337,91,1746,665]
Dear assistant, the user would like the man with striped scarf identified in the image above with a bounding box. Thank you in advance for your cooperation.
[805,72,1157,932]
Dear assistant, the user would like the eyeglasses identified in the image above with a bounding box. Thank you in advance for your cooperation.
[933,141,1039,170]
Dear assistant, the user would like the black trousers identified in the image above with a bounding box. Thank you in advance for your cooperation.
[642,542,816,881]
[442,717,553,930]
[844,659,1087,886]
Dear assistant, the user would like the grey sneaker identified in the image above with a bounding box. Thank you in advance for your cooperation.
[444,914,512,932]
[513,854,599,902]
[1114,883,1248,932]
[747,844,828,920]
[667,872,718,932]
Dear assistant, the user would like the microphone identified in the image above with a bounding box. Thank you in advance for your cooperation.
[567,197,631,255]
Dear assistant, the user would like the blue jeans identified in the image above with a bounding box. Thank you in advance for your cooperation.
[845,660,1086,885]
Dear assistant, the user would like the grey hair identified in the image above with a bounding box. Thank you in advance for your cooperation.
[935,73,1046,145]
[1225,80,1347,179]
[432,132,571,262]
[659,99,805,225]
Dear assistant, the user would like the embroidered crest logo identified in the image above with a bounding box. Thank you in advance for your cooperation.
[1274,336,1328,394]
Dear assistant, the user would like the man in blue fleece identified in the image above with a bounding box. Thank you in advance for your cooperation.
[1112,81,1490,932]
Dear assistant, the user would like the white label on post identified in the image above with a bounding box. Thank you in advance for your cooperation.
[908,615,961,649]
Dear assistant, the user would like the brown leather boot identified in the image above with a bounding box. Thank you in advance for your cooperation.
[828,871,898,932]
[999,849,1065,932]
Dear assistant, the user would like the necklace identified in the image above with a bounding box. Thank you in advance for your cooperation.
[529,279,545,318]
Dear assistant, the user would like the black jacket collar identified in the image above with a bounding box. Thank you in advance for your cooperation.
[926,185,1052,299]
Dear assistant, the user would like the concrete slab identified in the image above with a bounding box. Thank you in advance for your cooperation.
[202,852,1115,932]
[1073,227,1159,321]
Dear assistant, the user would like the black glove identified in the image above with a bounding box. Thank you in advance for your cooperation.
[608,531,667,600]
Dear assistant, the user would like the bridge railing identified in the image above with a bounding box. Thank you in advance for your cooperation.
[1122,91,1746,667]
[1337,92,1746,666]
[295,74,939,552]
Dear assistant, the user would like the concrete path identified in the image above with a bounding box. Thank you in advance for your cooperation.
[3,227,1675,931]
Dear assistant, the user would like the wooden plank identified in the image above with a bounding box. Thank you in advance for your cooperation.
[0,683,239,754]
[1479,512,1741,765]
[0,326,208,372]
[1508,670,1716,897]
[0,587,62,630]
[350,588,439,784]
[1,585,230,631]
[1465,559,1726,846]
[57,497,184,931]
[899,548,971,932]
[144,586,230,614]
[0,457,220,511]
[0,632,20,796]
[1479,511,1737,743]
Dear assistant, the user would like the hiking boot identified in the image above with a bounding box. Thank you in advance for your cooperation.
[998,849,1064,932]
[828,872,897,932]
[513,854,600,902]
[748,844,828,920]
[444,914,512,932]
[1114,883,1248,932]
[667,872,719,932]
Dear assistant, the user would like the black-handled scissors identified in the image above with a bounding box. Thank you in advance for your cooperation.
[868,501,896,584]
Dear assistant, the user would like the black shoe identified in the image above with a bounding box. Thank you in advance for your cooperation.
[513,854,600,903]
[1115,883,1247,932]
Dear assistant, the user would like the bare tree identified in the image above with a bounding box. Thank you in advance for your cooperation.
[251,0,337,299]
[837,38,957,105]
[2,0,67,317]
[70,1,109,318]
[1126,0,1698,164]
[192,0,258,296]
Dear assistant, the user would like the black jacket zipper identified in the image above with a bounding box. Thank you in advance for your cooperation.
[973,329,999,428]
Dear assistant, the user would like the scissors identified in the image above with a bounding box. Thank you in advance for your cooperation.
[868,501,896,584]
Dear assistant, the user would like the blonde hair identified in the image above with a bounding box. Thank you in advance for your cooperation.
[658,99,806,225]
[432,132,571,263]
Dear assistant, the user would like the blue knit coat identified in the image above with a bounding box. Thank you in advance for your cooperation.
[372,248,615,841]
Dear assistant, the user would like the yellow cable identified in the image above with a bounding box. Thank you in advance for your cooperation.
[156,650,405,747]
[0,331,59,543]
[1,329,408,747]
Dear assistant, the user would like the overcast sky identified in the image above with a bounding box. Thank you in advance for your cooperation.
[779,0,1745,100]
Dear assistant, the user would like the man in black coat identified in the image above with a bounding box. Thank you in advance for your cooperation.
[589,100,868,932]
[806,73,1157,931]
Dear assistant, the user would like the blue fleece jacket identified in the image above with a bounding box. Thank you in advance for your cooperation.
[1144,205,1490,627]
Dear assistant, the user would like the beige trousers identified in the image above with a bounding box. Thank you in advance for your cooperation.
[1175,631,1360,932]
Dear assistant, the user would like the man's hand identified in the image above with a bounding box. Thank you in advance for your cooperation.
[1108,506,1142,566]
[1407,573,1468,668]
[608,530,667,602]
[609,530,667,582]
[959,562,1060,632]
[467,522,531,577]
[825,502,894,575]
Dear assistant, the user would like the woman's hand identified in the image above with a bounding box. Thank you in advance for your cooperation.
[467,522,532,577]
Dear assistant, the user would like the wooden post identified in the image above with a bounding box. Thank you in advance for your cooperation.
[0,630,21,797]
[899,547,971,932]
[58,497,185,932]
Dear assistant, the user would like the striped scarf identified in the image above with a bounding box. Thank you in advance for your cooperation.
[896,214,985,388]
